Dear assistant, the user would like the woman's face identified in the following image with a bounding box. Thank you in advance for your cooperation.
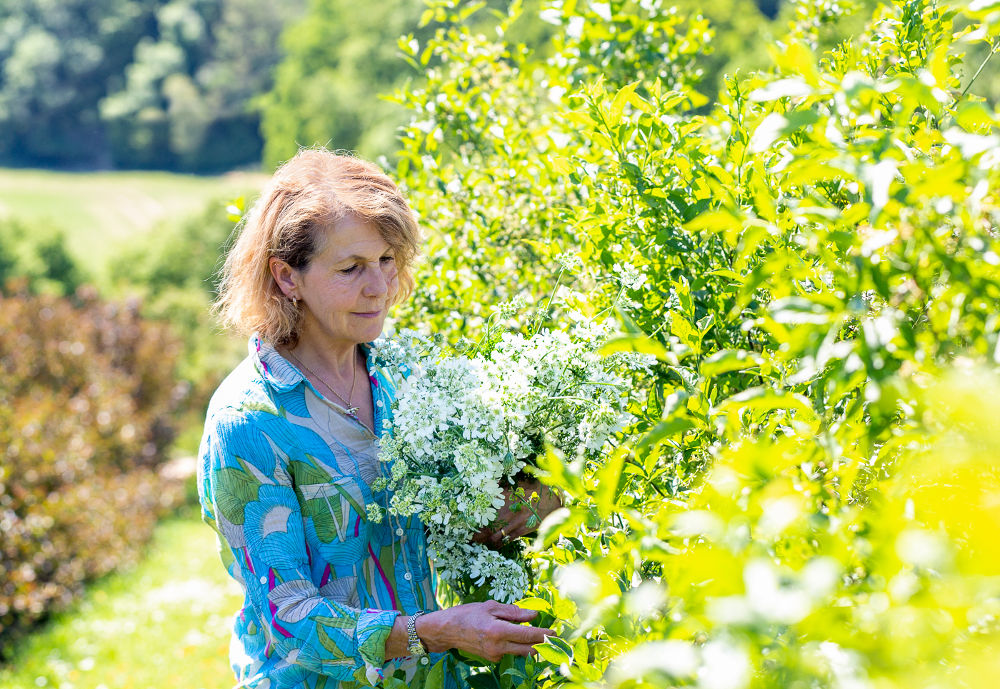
[284,214,399,351]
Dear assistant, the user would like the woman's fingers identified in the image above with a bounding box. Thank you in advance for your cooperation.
[429,602,556,661]
[489,481,563,543]
[489,601,538,622]
[505,623,554,645]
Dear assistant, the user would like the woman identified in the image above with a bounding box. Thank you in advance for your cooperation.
[197,148,558,689]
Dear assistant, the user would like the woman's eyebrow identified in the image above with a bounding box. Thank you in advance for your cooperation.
[337,250,393,263]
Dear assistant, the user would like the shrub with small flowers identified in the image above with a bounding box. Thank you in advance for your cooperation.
[389,0,1000,687]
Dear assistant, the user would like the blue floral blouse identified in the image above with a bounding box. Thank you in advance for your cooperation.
[197,335,465,688]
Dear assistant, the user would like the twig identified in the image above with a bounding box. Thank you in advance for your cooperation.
[955,39,1000,105]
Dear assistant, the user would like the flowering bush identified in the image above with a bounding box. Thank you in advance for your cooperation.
[375,310,650,603]
[389,0,1000,687]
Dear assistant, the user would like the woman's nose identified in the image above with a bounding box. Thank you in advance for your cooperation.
[362,262,390,298]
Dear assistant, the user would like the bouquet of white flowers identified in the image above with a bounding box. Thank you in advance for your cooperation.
[372,310,652,603]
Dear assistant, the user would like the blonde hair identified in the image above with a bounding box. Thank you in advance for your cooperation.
[214,148,420,346]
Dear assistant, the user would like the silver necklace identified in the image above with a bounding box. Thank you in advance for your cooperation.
[285,348,360,416]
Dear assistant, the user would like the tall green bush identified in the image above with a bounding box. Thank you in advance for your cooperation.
[390,0,1000,686]
[0,219,84,296]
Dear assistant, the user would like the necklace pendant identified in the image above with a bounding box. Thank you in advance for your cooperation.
[346,405,359,416]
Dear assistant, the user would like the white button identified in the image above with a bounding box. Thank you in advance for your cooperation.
[395,528,404,536]
[403,572,412,581]
[420,656,429,665]
[376,400,384,407]
[260,576,267,585]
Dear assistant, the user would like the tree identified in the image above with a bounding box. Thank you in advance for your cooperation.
[100,0,305,171]
[0,0,160,166]
[258,0,430,166]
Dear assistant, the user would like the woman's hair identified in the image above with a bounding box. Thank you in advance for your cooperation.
[214,148,420,346]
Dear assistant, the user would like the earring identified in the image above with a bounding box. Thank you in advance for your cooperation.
[291,295,299,307]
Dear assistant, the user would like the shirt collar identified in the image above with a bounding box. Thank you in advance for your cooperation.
[250,334,377,392]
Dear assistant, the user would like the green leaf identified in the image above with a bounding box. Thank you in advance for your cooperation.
[593,445,628,519]
[600,336,672,362]
[715,387,815,418]
[608,81,643,127]
[637,417,696,450]
[516,597,552,613]
[423,657,446,689]
[701,349,764,378]
[467,671,501,689]
[668,311,698,351]
[533,507,582,550]
[214,466,261,526]
[535,638,571,666]
[770,40,820,85]
[684,209,741,234]
[750,109,820,153]
[533,447,585,498]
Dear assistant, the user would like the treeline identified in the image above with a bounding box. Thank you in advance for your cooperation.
[0,0,304,171]
[0,0,790,172]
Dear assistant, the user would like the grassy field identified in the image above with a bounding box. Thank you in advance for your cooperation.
[0,506,243,689]
[0,167,266,279]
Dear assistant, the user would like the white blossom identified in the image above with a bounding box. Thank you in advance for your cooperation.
[376,322,636,602]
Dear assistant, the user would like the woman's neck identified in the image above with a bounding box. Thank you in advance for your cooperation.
[285,336,360,384]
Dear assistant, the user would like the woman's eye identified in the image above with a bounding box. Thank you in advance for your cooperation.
[380,255,395,264]
[340,265,358,275]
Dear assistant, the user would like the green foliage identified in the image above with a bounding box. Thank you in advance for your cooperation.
[0,508,243,689]
[0,288,188,656]
[258,0,430,166]
[0,0,159,166]
[101,0,305,171]
[105,196,245,397]
[0,219,83,296]
[392,0,1000,685]
[0,0,304,170]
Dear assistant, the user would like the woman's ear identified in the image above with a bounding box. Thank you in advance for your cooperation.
[269,257,298,300]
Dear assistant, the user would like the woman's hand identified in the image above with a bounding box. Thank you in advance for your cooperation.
[416,601,554,662]
[472,478,563,546]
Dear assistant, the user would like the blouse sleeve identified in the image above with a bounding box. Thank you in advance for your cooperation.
[198,408,399,685]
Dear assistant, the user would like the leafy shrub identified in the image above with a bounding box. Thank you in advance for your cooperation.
[391,0,1000,686]
[0,286,187,656]
[105,196,246,401]
[0,219,83,296]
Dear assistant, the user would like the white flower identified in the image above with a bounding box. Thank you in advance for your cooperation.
[377,315,640,601]
[556,251,584,273]
[612,262,648,291]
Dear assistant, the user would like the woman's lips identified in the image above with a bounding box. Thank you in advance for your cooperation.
[352,310,383,318]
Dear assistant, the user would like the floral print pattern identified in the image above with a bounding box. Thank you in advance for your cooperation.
[198,336,464,688]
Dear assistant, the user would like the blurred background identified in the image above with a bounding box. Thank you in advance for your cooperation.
[1,0,998,687]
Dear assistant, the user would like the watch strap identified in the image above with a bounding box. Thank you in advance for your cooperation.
[406,610,427,657]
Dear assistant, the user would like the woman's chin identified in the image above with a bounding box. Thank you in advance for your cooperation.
[351,312,387,340]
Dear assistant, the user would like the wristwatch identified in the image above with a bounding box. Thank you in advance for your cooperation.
[406,611,428,658]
